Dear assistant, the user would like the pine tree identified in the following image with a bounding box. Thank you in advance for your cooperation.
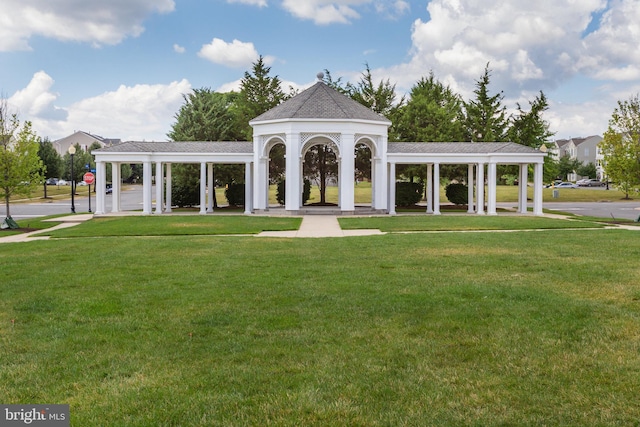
[464,64,508,142]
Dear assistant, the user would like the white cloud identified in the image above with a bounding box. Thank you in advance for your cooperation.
[9,71,67,120]
[371,0,640,139]
[18,77,191,141]
[227,0,268,6]
[198,38,263,68]
[281,0,365,24]
[0,0,175,51]
[173,44,185,54]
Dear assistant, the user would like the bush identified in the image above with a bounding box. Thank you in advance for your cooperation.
[276,179,311,205]
[445,182,468,205]
[395,181,423,206]
[171,183,199,208]
[225,183,245,206]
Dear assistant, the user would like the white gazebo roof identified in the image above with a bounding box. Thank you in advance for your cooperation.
[250,81,391,124]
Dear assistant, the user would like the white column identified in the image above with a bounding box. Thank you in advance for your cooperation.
[388,162,396,215]
[95,161,106,215]
[426,164,433,214]
[199,162,207,215]
[155,162,163,214]
[487,162,497,215]
[142,161,152,214]
[285,133,301,211]
[476,163,485,215]
[467,164,475,213]
[533,162,544,215]
[340,133,356,212]
[519,164,528,213]
[370,159,376,208]
[244,162,253,215]
[207,163,214,213]
[433,163,441,215]
[165,163,172,213]
[112,162,121,213]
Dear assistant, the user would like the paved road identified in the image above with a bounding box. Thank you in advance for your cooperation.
[3,185,640,221]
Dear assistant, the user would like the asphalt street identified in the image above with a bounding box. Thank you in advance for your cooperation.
[3,186,640,221]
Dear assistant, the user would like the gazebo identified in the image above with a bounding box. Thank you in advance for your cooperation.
[93,76,545,216]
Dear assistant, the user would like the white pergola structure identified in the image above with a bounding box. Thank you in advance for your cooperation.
[387,142,545,215]
[93,141,254,216]
[93,78,546,216]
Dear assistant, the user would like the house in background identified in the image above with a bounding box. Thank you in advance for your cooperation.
[549,135,603,181]
[52,131,121,156]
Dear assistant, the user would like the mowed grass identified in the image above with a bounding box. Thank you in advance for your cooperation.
[339,215,607,232]
[1,223,640,425]
[39,215,302,237]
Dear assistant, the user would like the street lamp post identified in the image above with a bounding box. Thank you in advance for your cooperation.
[69,145,76,213]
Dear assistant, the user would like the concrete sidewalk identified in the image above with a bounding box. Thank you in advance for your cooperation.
[257,215,384,238]
[0,214,94,243]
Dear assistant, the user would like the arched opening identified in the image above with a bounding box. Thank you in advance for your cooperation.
[267,142,286,207]
[354,140,373,207]
[302,139,339,206]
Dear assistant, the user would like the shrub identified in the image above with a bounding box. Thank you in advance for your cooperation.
[276,179,311,205]
[225,183,245,206]
[445,182,468,205]
[395,181,423,206]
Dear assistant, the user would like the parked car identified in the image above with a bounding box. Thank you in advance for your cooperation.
[77,181,87,186]
[57,179,68,186]
[555,182,578,188]
[46,178,58,185]
[578,179,605,187]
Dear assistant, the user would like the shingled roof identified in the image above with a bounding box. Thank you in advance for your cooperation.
[95,141,253,154]
[388,142,541,154]
[250,81,391,123]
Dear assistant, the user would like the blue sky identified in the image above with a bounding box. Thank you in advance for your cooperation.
[1,0,639,142]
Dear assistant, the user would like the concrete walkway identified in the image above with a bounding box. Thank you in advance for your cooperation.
[257,215,384,238]
[0,214,94,243]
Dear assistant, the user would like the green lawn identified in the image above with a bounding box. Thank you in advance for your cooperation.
[1,217,640,425]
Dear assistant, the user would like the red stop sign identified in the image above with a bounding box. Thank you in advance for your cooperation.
[83,172,95,185]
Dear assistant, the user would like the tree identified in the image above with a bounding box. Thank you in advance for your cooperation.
[464,64,509,142]
[576,162,597,179]
[600,94,640,198]
[556,154,582,182]
[38,138,62,199]
[168,89,246,207]
[237,56,287,139]
[347,63,403,118]
[506,91,555,182]
[393,72,465,143]
[0,97,44,222]
[508,91,554,149]
[304,145,338,205]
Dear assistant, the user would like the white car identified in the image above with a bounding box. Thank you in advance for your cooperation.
[555,182,578,188]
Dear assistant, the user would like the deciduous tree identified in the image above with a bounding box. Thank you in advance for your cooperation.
[0,98,44,222]
[600,94,640,198]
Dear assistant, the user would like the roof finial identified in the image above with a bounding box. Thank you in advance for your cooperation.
[316,71,325,82]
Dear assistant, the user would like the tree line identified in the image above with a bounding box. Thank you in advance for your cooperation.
[2,59,640,220]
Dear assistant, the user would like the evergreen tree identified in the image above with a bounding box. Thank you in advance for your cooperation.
[393,72,465,143]
[508,91,554,148]
[347,63,403,117]
[38,138,62,198]
[464,64,509,142]
[168,89,246,208]
[237,55,287,139]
